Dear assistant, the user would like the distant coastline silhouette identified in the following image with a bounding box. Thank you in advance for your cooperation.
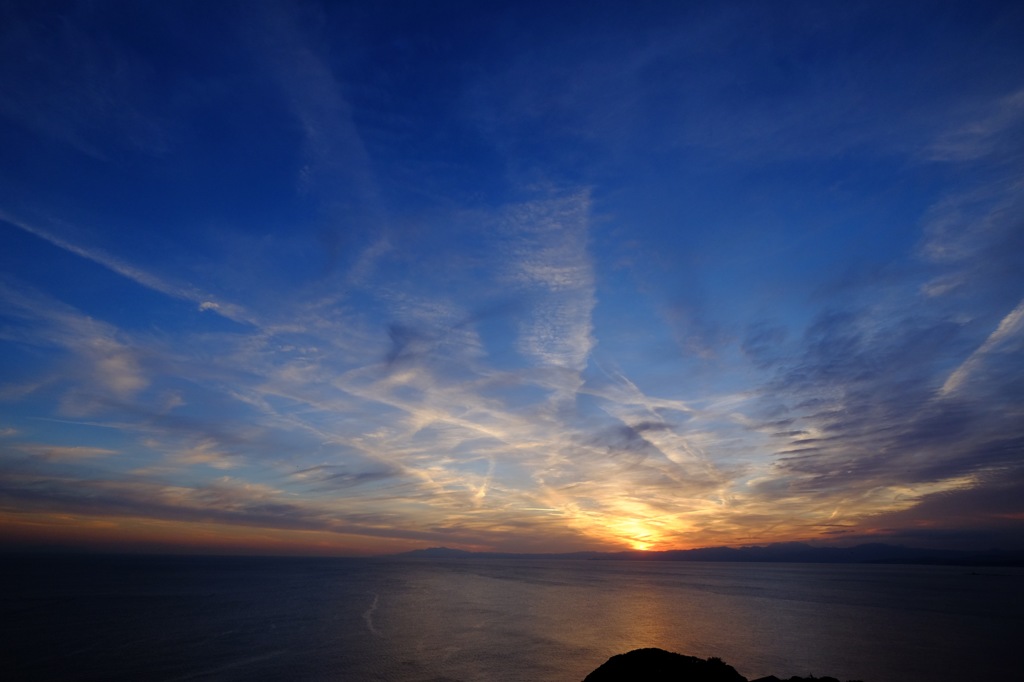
[583,648,864,682]
[395,542,1024,566]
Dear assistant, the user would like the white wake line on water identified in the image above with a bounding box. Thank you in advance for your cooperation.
[363,593,381,636]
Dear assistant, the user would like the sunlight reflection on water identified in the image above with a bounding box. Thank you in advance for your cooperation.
[6,556,1022,682]
[378,559,1022,682]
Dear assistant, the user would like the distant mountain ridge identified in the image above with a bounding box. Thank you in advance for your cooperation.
[394,546,605,561]
[393,542,1023,566]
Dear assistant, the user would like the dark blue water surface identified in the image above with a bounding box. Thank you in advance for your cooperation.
[3,555,1021,681]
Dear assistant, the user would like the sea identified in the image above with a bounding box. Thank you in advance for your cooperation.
[3,555,1021,682]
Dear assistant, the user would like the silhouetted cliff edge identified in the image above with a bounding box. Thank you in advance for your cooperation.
[583,648,863,682]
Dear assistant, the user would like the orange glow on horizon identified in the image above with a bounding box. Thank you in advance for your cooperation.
[567,505,685,552]
[0,512,416,556]
[2,490,959,556]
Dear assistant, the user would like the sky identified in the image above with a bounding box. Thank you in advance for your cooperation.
[0,0,1022,556]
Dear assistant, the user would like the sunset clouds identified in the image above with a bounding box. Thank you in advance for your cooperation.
[1,0,1022,554]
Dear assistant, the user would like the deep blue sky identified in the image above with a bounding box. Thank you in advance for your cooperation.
[1,0,1022,554]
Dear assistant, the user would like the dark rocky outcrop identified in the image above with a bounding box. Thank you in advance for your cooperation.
[583,649,863,682]
[583,649,745,682]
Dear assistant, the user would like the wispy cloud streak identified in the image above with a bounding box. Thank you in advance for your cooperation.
[502,191,596,395]
[940,299,1024,396]
[0,212,253,324]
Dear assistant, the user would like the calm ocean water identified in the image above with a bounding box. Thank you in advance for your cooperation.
[3,555,1021,682]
